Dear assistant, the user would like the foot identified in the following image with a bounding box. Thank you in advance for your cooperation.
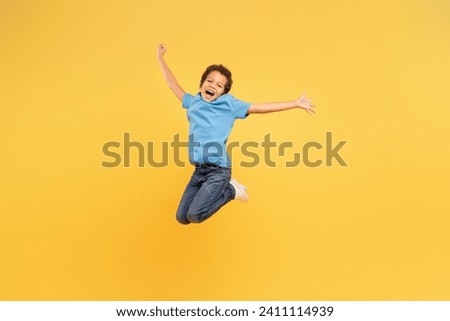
[230,178,248,202]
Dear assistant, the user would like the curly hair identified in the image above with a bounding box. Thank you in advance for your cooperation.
[199,64,233,94]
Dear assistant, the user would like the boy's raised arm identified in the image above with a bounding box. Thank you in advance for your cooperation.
[247,92,316,115]
[157,44,185,102]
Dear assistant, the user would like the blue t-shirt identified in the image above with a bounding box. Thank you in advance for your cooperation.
[182,92,251,167]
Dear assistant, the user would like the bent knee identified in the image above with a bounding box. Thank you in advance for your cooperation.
[176,213,191,225]
[186,212,206,224]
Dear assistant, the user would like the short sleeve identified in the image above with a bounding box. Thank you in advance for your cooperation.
[230,95,251,119]
[182,93,193,109]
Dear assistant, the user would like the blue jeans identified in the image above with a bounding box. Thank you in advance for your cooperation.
[176,164,236,224]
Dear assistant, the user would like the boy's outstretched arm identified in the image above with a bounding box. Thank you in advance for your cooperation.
[157,44,185,102]
[247,92,316,115]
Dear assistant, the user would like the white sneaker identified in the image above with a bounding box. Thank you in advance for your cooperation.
[229,178,248,202]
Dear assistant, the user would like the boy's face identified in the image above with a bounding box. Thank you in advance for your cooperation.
[200,71,228,102]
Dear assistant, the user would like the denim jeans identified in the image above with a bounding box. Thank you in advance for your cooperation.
[176,165,236,224]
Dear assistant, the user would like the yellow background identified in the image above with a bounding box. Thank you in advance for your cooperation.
[1,0,449,300]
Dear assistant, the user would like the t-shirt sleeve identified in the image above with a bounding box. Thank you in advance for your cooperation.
[182,93,193,109]
[230,95,251,119]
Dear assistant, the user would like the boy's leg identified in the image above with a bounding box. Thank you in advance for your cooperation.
[186,167,235,223]
[175,170,202,224]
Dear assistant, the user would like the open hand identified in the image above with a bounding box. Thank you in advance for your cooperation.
[296,92,316,115]
[157,43,167,60]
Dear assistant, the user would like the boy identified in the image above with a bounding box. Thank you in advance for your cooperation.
[157,44,315,225]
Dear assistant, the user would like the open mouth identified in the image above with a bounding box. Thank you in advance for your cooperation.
[205,89,215,96]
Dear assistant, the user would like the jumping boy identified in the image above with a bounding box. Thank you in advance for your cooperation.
[157,43,315,225]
